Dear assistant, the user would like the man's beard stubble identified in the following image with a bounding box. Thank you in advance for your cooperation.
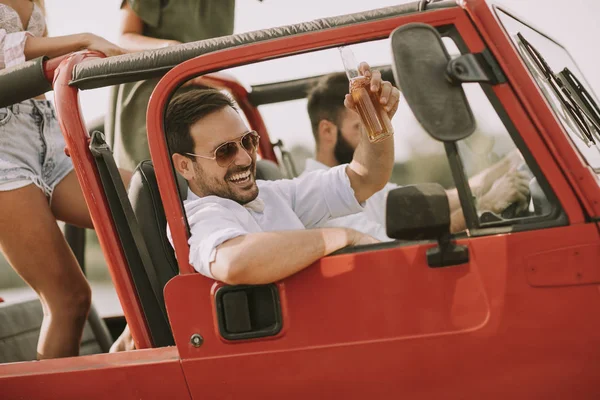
[191,160,259,205]
[334,129,355,165]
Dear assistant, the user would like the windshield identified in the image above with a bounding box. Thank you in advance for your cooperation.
[496,7,600,172]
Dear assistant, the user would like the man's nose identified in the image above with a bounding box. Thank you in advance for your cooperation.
[233,142,252,166]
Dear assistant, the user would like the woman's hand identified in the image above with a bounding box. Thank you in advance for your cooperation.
[82,33,128,57]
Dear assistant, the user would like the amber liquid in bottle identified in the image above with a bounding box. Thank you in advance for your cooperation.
[349,76,394,143]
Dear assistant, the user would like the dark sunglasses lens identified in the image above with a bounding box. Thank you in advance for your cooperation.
[215,142,239,167]
[242,132,259,151]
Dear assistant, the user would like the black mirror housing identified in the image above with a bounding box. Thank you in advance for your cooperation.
[386,183,469,268]
[390,23,476,142]
[386,183,450,241]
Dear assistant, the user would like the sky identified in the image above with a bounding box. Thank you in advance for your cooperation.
[44,0,600,164]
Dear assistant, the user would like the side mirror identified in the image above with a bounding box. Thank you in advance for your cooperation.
[386,184,469,267]
[390,23,476,142]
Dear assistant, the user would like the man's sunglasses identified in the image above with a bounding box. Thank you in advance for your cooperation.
[185,130,260,167]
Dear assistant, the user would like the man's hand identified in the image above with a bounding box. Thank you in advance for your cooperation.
[344,63,401,119]
[473,149,524,197]
[477,168,530,214]
[345,62,399,203]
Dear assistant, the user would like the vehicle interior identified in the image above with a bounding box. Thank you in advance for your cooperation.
[3,2,595,365]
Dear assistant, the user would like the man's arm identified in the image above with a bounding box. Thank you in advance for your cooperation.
[446,188,461,213]
[346,64,400,203]
[210,228,376,285]
[448,168,531,233]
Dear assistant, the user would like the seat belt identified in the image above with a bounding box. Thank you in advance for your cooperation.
[89,131,174,346]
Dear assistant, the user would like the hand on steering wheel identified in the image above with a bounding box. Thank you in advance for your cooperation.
[477,164,531,217]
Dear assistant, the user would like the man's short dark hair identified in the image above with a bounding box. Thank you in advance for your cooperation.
[165,88,236,156]
[306,72,349,145]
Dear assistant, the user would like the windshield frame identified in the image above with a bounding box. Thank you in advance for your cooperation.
[493,5,600,174]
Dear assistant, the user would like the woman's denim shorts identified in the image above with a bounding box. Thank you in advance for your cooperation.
[0,99,73,201]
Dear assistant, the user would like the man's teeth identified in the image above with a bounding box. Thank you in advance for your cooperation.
[229,170,251,182]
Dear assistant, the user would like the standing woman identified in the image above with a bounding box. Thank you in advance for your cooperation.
[107,0,236,170]
[0,0,127,359]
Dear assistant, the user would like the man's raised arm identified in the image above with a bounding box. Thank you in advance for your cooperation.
[345,63,400,203]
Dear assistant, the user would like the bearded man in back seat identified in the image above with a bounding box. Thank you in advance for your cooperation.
[166,64,399,284]
[303,72,531,239]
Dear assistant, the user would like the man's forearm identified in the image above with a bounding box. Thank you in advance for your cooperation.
[347,131,394,203]
[446,188,462,213]
[450,208,467,233]
[210,228,355,285]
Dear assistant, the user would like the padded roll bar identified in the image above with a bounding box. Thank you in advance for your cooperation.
[0,57,50,108]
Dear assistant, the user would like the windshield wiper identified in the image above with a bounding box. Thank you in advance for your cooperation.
[517,32,599,145]
[557,67,600,136]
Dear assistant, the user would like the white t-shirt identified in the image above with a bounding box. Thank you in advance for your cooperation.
[302,159,396,242]
[169,164,364,278]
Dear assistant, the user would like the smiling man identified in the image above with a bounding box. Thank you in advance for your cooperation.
[166,64,399,285]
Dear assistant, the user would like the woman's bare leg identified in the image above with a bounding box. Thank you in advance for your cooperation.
[51,169,133,228]
[50,169,135,353]
[0,184,91,359]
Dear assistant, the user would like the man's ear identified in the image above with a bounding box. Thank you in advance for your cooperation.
[317,119,338,147]
[172,153,195,180]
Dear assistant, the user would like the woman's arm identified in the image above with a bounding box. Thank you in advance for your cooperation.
[23,33,126,60]
[119,2,180,50]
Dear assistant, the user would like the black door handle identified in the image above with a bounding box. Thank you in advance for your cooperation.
[215,284,282,340]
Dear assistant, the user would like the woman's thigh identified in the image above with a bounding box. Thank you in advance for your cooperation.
[50,170,94,229]
[0,184,88,301]
[51,167,132,230]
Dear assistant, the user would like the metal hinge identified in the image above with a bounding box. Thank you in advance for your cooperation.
[447,49,507,85]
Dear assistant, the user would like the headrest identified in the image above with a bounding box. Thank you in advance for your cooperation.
[256,159,284,181]
[128,160,182,285]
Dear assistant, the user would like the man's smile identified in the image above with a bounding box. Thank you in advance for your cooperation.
[226,167,255,188]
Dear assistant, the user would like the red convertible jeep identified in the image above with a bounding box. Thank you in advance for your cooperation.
[0,0,599,398]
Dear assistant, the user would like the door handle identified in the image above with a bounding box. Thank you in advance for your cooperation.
[215,284,282,340]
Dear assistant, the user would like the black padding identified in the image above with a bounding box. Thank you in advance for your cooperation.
[90,133,174,347]
[256,159,283,181]
[390,23,475,142]
[0,56,51,108]
[248,66,396,106]
[386,183,450,240]
[69,1,457,90]
[0,299,108,363]
[177,171,189,200]
[128,160,183,290]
